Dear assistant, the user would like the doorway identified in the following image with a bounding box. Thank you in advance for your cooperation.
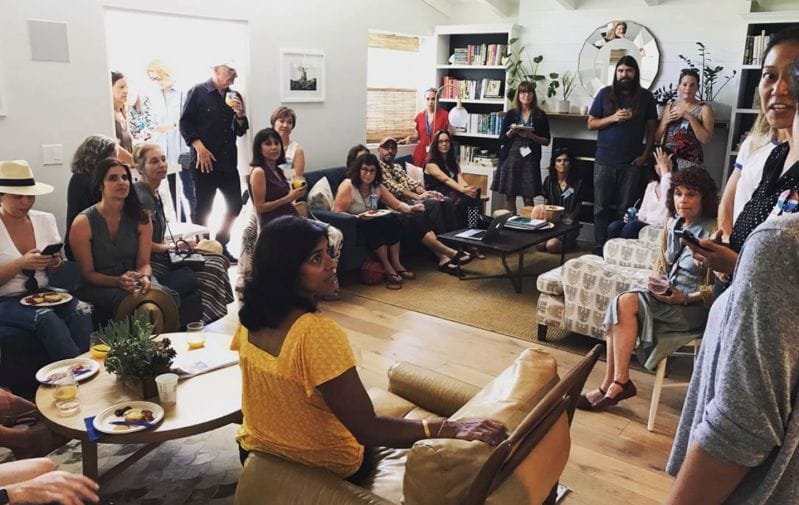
[104,8,250,250]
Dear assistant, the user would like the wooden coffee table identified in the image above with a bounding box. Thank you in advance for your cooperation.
[35,332,242,483]
[440,222,582,293]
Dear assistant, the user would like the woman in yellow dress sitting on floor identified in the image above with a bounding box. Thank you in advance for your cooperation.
[231,216,506,482]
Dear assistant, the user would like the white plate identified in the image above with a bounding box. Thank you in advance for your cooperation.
[20,291,73,307]
[357,209,393,220]
[93,401,165,435]
[505,221,555,231]
[36,358,99,384]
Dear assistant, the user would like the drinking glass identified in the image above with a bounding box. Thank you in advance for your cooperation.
[155,373,179,405]
[186,321,206,350]
[53,373,80,416]
[291,176,306,190]
[225,91,238,108]
[647,275,672,295]
[89,331,110,360]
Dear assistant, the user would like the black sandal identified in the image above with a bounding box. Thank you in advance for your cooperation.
[452,249,474,266]
[437,258,460,276]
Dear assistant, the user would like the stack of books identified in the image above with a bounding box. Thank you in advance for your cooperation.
[457,145,498,168]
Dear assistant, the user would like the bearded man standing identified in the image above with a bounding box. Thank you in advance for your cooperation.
[587,55,657,249]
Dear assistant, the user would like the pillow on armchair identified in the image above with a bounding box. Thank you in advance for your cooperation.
[402,348,559,505]
[308,176,334,211]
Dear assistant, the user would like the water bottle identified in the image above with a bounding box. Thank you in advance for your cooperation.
[626,207,638,222]
[369,193,379,211]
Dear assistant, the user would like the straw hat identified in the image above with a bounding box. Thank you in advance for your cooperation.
[195,239,223,255]
[115,287,179,334]
[0,160,54,196]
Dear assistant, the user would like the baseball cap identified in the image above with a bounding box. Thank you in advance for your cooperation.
[379,137,398,148]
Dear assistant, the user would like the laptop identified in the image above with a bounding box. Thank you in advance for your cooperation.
[455,212,511,241]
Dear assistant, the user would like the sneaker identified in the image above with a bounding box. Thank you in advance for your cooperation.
[222,247,238,265]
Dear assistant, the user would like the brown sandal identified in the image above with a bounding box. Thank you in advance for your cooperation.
[385,273,402,290]
[576,386,606,411]
[591,379,637,410]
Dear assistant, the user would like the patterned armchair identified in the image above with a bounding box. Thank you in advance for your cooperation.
[536,226,662,342]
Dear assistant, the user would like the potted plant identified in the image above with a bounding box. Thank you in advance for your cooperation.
[98,315,176,399]
[678,42,737,118]
[547,71,576,113]
[504,38,548,104]
[653,83,678,116]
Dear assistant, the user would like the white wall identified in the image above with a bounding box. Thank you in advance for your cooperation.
[0,0,446,233]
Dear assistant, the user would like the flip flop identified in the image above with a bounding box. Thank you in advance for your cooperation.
[384,273,403,289]
[437,259,460,276]
[469,246,487,260]
[396,270,416,280]
[452,249,474,265]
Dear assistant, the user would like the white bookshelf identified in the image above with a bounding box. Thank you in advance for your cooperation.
[723,13,799,186]
[434,23,518,212]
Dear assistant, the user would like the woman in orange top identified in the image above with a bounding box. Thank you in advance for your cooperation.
[403,88,450,168]
[232,216,507,481]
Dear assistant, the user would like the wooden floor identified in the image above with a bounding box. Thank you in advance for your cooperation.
[210,291,686,504]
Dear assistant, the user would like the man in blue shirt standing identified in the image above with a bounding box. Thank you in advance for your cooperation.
[180,59,249,263]
[587,55,657,250]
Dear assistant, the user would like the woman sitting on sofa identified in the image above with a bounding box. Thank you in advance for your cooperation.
[424,129,481,230]
[333,153,423,289]
[133,144,233,323]
[233,216,507,481]
[70,158,176,323]
[0,160,92,360]
[577,167,718,410]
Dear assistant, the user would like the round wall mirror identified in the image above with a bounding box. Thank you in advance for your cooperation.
[578,21,660,97]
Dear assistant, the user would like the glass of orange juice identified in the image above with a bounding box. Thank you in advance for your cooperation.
[89,331,110,360]
[54,373,80,416]
[186,321,205,350]
[291,177,305,190]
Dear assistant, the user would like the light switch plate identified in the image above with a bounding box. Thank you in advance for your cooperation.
[42,144,63,165]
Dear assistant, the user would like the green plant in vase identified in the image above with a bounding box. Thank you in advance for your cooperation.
[547,71,576,113]
[98,315,176,398]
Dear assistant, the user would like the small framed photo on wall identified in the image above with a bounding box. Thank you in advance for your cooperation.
[280,49,325,103]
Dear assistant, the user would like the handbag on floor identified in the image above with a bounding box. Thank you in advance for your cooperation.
[360,255,385,285]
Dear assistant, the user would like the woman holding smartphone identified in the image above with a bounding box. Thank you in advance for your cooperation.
[577,167,718,410]
[0,160,91,360]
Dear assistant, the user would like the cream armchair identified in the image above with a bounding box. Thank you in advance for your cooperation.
[536,226,662,342]
[234,347,600,505]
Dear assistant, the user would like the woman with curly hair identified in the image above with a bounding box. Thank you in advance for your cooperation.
[577,166,718,411]
[65,135,118,259]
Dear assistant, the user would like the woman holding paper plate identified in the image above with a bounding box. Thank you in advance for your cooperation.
[0,160,92,360]
[491,80,551,215]
[133,143,234,324]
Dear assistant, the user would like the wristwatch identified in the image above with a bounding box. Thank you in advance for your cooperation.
[0,487,10,504]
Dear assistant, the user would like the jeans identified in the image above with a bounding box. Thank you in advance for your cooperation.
[607,219,648,240]
[0,293,92,360]
[593,162,643,245]
[192,169,242,245]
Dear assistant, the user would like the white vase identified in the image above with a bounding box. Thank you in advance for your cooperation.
[556,100,571,113]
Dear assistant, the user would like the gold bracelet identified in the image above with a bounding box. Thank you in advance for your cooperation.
[421,419,431,438]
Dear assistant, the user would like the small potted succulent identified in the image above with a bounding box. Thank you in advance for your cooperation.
[98,315,176,399]
[547,70,577,113]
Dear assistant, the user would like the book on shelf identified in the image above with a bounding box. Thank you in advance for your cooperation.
[457,145,498,168]
[744,29,770,65]
[440,77,504,101]
[448,44,506,66]
[462,111,504,136]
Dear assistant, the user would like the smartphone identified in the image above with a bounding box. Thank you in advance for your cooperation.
[674,229,710,250]
[40,243,63,256]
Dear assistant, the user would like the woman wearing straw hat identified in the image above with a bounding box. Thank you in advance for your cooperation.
[0,160,92,360]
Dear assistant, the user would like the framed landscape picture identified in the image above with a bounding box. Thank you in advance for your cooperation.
[280,49,325,102]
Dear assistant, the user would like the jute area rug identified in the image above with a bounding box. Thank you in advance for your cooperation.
[341,247,594,352]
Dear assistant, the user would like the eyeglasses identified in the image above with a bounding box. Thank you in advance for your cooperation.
[438,139,451,144]
[23,269,38,292]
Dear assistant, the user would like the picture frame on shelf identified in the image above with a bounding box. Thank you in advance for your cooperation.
[280,49,325,103]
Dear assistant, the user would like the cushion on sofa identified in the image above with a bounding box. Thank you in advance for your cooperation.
[404,162,425,185]
[308,176,334,211]
[368,387,438,421]
[402,348,559,505]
